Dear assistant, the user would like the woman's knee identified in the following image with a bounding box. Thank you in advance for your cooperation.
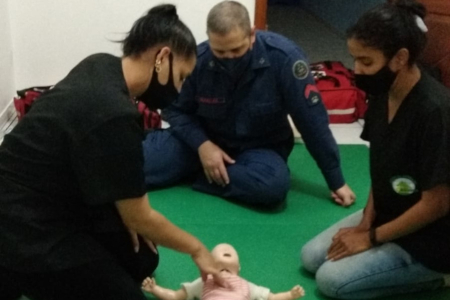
[315,263,349,299]
[300,239,327,274]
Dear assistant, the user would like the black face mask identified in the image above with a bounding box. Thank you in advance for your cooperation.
[137,54,179,110]
[355,65,397,96]
[216,49,252,79]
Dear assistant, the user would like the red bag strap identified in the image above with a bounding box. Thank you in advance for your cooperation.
[13,86,52,121]
[136,101,162,130]
[16,86,52,98]
[313,73,341,88]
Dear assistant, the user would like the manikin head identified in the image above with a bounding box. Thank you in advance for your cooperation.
[211,243,241,275]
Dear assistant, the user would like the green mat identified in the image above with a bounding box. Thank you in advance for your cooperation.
[146,144,450,300]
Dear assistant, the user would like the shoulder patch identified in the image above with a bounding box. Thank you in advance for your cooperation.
[304,84,321,106]
[292,60,309,80]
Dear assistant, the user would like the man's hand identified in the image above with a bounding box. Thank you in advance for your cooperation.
[327,228,371,261]
[198,141,235,186]
[331,184,356,207]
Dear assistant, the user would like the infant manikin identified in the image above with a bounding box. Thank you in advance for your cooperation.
[142,243,305,300]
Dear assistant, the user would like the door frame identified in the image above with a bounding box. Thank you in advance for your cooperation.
[254,0,268,30]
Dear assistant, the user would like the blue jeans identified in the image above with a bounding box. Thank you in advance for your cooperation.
[142,130,290,206]
[301,210,447,299]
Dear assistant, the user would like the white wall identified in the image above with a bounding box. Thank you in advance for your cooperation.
[0,0,15,110]
[8,0,255,89]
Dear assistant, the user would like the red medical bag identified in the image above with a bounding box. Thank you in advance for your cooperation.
[311,61,367,123]
[13,86,161,129]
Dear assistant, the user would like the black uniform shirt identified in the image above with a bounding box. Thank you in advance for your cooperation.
[362,73,450,272]
[0,54,146,272]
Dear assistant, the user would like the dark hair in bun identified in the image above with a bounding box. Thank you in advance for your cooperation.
[347,0,427,65]
[122,4,196,59]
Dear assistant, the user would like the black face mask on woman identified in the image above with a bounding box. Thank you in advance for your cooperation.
[137,53,179,110]
[355,65,397,97]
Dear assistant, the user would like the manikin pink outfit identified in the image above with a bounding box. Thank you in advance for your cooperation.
[182,274,270,300]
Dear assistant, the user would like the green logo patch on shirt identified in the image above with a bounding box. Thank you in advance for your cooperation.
[391,176,417,195]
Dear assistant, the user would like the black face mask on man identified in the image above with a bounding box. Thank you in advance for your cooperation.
[216,49,253,79]
[137,53,179,110]
[354,64,397,97]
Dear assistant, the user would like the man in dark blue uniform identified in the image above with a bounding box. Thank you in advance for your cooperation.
[142,0,355,207]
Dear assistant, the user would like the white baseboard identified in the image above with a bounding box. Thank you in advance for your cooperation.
[0,101,18,144]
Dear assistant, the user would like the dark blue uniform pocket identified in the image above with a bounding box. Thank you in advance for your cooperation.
[248,100,287,135]
[250,101,282,116]
[196,96,228,121]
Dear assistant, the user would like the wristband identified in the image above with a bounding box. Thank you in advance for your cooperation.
[369,227,380,247]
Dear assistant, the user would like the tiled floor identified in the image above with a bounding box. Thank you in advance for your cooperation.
[292,120,367,146]
[329,120,367,145]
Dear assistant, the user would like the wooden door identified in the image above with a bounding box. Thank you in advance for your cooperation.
[254,0,268,30]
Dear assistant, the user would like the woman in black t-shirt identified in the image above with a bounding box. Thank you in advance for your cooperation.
[0,5,225,300]
[301,0,450,299]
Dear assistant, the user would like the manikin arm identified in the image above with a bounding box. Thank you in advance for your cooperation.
[142,278,188,300]
[267,285,305,300]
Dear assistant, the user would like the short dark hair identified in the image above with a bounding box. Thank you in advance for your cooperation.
[346,0,427,65]
[122,4,196,59]
[207,1,251,36]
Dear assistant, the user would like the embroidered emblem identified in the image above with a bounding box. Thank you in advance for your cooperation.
[304,84,319,99]
[391,176,417,196]
[304,84,321,106]
[293,60,309,80]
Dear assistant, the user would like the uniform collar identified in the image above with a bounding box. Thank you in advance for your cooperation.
[250,31,271,69]
[205,31,270,72]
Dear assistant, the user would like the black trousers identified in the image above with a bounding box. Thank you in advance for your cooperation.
[0,232,159,300]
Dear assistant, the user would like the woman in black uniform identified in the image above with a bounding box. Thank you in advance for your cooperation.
[0,5,224,300]
[301,0,450,298]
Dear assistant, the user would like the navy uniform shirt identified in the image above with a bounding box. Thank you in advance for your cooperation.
[164,31,344,190]
[362,73,450,273]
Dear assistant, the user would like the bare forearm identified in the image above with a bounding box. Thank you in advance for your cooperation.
[116,195,204,255]
[141,209,204,254]
[377,201,445,242]
[360,188,376,229]
[376,185,450,243]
